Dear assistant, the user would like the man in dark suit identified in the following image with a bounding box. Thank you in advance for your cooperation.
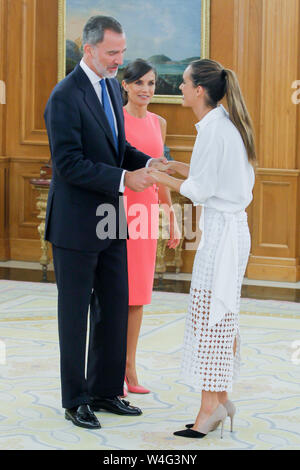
[44,16,168,429]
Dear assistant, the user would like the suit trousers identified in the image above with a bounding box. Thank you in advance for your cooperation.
[52,239,129,409]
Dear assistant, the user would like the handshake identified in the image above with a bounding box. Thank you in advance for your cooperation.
[125,157,189,192]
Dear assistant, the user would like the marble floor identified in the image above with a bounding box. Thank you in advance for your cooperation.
[0,280,300,450]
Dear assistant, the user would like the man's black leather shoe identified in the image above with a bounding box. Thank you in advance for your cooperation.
[65,404,101,429]
[90,397,142,416]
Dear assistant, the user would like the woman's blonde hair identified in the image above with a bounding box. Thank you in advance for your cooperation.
[190,59,257,164]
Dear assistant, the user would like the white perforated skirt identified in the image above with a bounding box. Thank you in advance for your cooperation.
[180,207,251,392]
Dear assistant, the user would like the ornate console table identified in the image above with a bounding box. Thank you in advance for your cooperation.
[155,192,188,277]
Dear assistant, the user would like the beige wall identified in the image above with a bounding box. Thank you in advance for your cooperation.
[0,0,299,281]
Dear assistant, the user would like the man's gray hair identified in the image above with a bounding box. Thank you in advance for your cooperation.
[82,16,123,46]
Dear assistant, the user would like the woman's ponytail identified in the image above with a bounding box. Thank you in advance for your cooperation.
[224,69,257,164]
[190,60,257,165]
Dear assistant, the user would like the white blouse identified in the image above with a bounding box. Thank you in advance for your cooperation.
[180,104,255,211]
[180,105,255,327]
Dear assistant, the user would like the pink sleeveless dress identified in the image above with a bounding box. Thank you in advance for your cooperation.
[123,108,164,305]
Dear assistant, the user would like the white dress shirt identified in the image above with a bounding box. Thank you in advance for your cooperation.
[180,104,254,211]
[180,104,255,327]
[80,59,119,136]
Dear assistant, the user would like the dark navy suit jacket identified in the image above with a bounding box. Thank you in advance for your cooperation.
[44,64,150,251]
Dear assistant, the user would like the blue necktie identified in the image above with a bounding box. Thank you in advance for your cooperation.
[100,79,118,150]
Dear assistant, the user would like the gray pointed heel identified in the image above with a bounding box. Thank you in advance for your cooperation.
[175,404,227,439]
[186,399,236,432]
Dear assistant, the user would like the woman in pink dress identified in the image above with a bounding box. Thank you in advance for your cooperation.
[122,59,180,394]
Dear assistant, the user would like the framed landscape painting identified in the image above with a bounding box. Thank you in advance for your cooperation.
[58,0,210,103]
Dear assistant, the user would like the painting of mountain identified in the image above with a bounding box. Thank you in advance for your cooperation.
[65,0,207,97]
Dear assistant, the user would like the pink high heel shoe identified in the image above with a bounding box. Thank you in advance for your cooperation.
[125,376,150,394]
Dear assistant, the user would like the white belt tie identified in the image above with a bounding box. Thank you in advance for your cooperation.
[198,208,246,328]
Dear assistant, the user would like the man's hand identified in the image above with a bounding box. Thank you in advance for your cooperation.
[124,168,156,192]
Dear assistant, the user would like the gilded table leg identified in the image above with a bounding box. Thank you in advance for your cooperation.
[35,186,50,282]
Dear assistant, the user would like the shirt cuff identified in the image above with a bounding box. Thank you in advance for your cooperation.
[145,158,153,168]
[119,170,126,193]
[180,179,207,206]
[179,179,191,200]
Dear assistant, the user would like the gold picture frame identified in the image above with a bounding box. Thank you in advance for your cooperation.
[57,0,210,104]
[58,0,66,84]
